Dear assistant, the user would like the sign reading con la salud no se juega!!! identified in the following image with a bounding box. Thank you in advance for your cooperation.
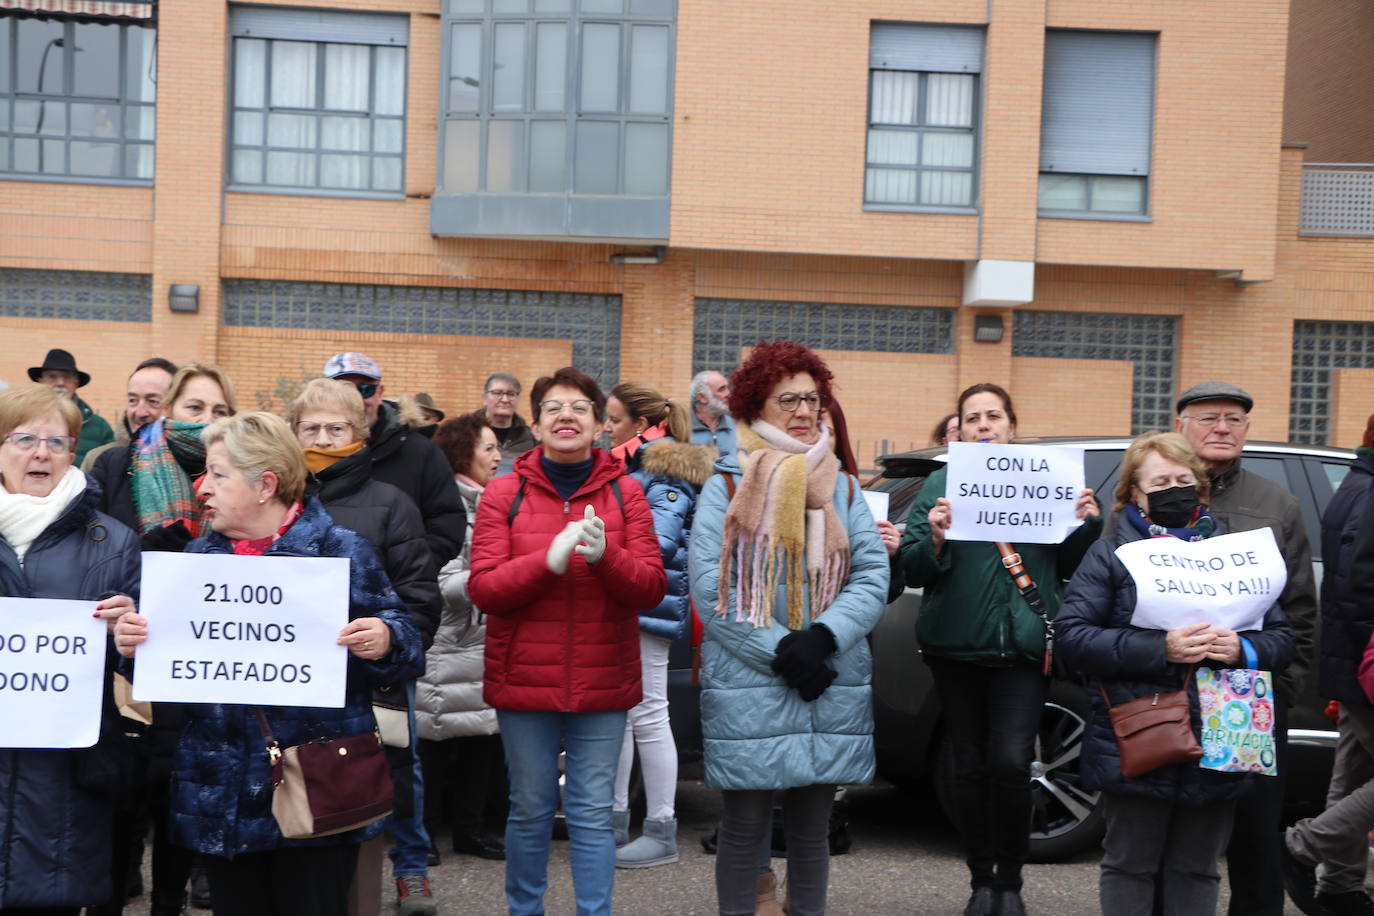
[0,598,108,748]
[134,552,351,708]
[943,442,1087,545]
[1115,527,1288,633]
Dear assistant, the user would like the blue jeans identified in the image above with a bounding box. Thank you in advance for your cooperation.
[498,709,627,916]
[387,680,432,877]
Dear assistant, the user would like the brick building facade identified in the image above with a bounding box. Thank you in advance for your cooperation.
[0,0,1370,471]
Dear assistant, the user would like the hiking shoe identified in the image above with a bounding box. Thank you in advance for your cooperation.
[396,875,437,916]
[1317,890,1374,915]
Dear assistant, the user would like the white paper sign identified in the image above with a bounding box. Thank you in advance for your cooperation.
[0,597,108,748]
[1116,527,1288,632]
[944,442,1086,544]
[134,553,351,708]
[862,489,890,524]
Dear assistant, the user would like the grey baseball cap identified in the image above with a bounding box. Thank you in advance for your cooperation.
[1176,381,1254,414]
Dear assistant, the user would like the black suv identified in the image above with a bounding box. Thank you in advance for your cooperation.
[865,436,1352,860]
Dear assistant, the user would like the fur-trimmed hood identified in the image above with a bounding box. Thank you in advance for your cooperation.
[637,439,717,488]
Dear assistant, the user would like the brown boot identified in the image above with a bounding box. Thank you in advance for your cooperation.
[756,870,787,916]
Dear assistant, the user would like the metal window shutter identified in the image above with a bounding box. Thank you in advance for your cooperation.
[870,23,984,74]
[1039,31,1155,175]
[230,6,408,45]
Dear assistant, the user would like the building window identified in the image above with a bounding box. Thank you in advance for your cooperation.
[441,0,673,198]
[228,7,407,195]
[0,15,156,181]
[1038,30,1156,217]
[865,23,982,210]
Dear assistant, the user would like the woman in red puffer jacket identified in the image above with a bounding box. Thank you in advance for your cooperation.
[468,366,665,916]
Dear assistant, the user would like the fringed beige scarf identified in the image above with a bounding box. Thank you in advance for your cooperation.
[716,421,851,630]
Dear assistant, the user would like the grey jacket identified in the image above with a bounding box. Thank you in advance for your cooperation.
[416,477,497,740]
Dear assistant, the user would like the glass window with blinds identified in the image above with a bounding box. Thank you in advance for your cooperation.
[865,23,982,210]
[0,15,156,182]
[441,0,674,198]
[1038,30,1156,217]
[228,8,407,195]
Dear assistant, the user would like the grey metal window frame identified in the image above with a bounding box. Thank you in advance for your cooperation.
[1037,29,1157,219]
[441,3,674,194]
[226,11,408,199]
[863,69,980,212]
[0,14,156,184]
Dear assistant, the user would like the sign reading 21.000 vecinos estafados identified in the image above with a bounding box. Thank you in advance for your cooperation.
[133,552,351,708]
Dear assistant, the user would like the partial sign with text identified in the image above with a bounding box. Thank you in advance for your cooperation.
[0,598,108,748]
[134,552,351,707]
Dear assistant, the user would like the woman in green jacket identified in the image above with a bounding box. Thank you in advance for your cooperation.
[896,383,1100,916]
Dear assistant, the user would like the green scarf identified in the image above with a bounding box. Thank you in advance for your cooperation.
[131,419,208,536]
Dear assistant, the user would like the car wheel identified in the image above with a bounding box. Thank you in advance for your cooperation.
[933,681,1105,862]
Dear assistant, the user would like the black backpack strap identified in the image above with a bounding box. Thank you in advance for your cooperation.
[506,477,528,526]
[610,477,624,515]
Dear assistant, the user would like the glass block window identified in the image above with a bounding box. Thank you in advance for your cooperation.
[1290,320,1374,445]
[865,23,982,210]
[441,0,674,196]
[0,267,151,322]
[223,280,622,388]
[229,9,407,195]
[693,298,955,375]
[0,15,156,181]
[1012,310,1177,433]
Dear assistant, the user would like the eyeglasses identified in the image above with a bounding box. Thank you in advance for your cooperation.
[354,383,379,399]
[768,392,828,412]
[1182,412,1249,429]
[3,432,77,455]
[296,421,354,440]
[486,389,519,401]
[538,399,594,417]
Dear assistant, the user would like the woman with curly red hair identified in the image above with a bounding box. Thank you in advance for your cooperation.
[688,340,889,916]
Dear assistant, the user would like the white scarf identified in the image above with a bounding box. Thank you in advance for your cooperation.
[0,467,87,565]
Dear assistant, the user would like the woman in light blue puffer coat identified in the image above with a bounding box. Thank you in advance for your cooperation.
[688,340,888,916]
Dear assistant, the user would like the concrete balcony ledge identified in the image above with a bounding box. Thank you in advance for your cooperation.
[1300,164,1374,237]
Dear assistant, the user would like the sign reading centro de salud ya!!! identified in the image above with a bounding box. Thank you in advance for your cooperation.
[943,442,1087,545]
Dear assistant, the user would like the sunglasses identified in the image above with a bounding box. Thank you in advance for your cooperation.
[354,382,379,399]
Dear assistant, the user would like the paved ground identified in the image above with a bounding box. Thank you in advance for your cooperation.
[123,777,1304,915]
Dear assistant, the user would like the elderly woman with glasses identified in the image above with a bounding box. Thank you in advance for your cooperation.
[0,384,140,912]
[111,412,423,916]
[468,367,666,916]
[687,340,888,916]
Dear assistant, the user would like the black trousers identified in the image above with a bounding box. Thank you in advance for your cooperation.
[419,733,509,835]
[204,843,359,916]
[1224,700,1290,916]
[926,656,1046,892]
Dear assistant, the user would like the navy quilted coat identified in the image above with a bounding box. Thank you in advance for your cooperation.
[1318,449,1374,705]
[1056,519,1295,806]
[0,479,140,908]
[469,447,667,713]
[168,498,422,858]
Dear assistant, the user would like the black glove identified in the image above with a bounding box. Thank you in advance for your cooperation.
[771,625,838,689]
[140,519,194,553]
[794,665,837,702]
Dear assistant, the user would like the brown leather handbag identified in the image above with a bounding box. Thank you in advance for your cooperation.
[1098,679,1203,779]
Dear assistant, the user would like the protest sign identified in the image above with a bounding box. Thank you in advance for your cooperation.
[943,442,1086,544]
[862,489,889,524]
[1116,527,1287,632]
[0,598,108,748]
[134,552,351,707]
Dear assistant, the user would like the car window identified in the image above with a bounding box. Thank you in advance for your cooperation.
[1240,456,1289,490]
[1322,461,1352,493]
[1084,449,1122,496]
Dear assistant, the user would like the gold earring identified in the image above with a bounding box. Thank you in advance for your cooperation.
[258,498,265,505]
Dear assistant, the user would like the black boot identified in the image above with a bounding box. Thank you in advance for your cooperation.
[150,890,188,916]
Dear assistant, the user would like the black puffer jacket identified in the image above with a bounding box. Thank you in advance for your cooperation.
[306,448,441,648]
[0,478,140,908]
[1057,519,1295,807]
[367,402,466,574]
[88,440,137,532]
[1330,451,1374,704]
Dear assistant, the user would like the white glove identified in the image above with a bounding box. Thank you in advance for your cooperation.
[574,504,606,565]
[546,520,583,575]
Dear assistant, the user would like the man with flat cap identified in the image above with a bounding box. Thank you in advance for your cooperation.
[29,348,113,465]
[1172,381,1317,916]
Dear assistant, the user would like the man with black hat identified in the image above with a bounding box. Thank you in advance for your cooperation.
[1172,381,1317,916]
[29,348,113,465]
